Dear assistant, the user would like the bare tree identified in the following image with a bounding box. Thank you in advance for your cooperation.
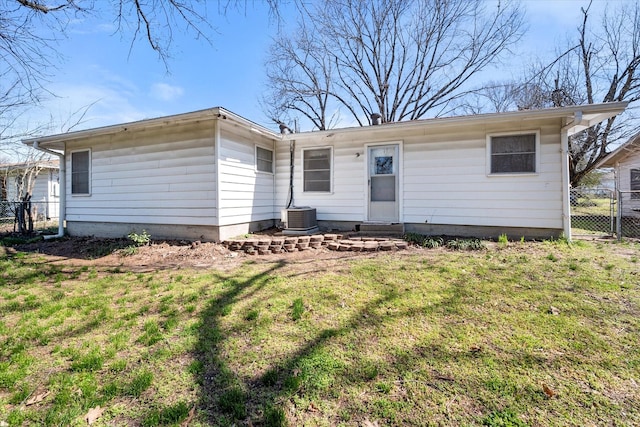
[263,12,337,131]
[263,0,525,129]
[551,2,640,186]
[487,2,640,186]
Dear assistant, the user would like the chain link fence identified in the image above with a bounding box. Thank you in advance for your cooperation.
[570,188,640,240]
[0,200,60,235]
[617,190,640,239]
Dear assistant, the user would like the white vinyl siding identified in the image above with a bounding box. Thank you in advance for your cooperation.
[64,122,217,226]
[617,158,640,217]
[275,119,562,230]
[71,150,90,195]
[303,148,332,192]
[218,128,275,226]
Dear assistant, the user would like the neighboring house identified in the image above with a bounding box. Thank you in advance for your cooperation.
[23,102,627,241]
[0,160,60,220]
[596,132,640,217]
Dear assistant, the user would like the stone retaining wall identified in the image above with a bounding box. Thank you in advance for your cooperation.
[222,234,409,255]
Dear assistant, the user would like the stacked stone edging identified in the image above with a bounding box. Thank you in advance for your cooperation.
[222,233,408,255]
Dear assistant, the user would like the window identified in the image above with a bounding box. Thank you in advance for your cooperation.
[256,146,273,173]
[489,133,537,174]
[632,169,640,199]
[71,150,90,194]
[303,148,331,192]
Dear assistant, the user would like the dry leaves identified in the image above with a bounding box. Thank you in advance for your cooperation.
[25,390,49,406]
[84,406,104,425]
[543,383,557,398]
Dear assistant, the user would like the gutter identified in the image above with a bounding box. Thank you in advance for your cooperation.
[33,141,66,239]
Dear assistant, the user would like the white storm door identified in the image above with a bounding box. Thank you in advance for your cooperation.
[368,144,399,222]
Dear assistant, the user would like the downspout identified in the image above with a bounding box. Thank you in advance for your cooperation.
[286,139,295,208]
[560,112,581,241]
[33,141,66,239]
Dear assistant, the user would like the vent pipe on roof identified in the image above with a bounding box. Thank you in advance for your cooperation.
[279,123,293,134]
[370,113,381,125]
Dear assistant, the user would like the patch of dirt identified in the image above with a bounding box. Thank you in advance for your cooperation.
[8,235,421,272]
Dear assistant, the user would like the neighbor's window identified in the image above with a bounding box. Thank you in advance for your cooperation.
[632,169,640,199]
[303,148,331,192]
[256,146,273,173]
[71,150,90,194]
[489,133,537,174]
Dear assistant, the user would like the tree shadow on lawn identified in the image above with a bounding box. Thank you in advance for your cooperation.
[191,260,557,425]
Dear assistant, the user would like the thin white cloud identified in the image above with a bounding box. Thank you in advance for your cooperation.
[150,83,185,102]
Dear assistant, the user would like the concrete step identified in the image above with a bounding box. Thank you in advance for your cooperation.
[356,222,405,236]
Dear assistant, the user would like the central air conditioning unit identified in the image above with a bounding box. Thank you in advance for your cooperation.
[282,207,318,232]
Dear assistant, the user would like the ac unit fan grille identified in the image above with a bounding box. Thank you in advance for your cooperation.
[286,208,317,230]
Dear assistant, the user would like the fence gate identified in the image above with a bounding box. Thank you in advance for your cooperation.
[617,190,640,239]
[570,188,616,238]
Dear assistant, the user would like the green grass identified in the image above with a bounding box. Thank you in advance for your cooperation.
[0,239,639,426]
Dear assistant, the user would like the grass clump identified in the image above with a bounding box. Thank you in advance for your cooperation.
[291,298,305,321]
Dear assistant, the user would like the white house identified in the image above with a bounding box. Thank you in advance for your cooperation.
[23,102,627,241]
[596,132,640,218]
[0,160,60,220]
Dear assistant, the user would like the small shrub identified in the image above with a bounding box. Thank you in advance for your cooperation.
[403,232,425,246]
[446,238,486,251]
[128,230,151,246]
[423,236,444,249]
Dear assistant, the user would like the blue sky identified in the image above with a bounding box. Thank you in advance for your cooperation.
[23,0,610,135]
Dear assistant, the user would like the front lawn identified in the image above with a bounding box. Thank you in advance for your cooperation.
[0,239,638,426]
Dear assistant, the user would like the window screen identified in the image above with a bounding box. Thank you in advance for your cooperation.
[303,148,331,192]
[71,150,90,194]
[256,146,273,173]
[491,134,536,174]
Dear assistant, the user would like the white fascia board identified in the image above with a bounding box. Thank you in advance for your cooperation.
[278,102,629,143]
[22,107,281,150]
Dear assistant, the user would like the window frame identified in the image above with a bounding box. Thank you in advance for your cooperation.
[486,130,540,176]
[255,145,274,174]
[70,149,91,196]
[631,168,640,200]
[302,147,333,193]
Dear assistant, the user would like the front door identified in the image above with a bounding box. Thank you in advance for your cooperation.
[368,144,399,222]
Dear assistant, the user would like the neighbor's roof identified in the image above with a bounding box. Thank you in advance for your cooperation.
[23,102,628,150]
[0,159,59,171]
[596,132,640,168]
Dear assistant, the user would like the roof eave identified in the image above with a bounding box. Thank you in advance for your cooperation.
[22,107,280,150]
[278,102,629,141]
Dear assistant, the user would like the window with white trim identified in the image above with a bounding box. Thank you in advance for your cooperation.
[256,146,273,173]
[489,133,537,174]
[303,148,331,192]
[631,169,640,199]
[71,150,90,195]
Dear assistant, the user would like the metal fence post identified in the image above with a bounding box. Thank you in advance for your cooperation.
[617,190,623,241]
